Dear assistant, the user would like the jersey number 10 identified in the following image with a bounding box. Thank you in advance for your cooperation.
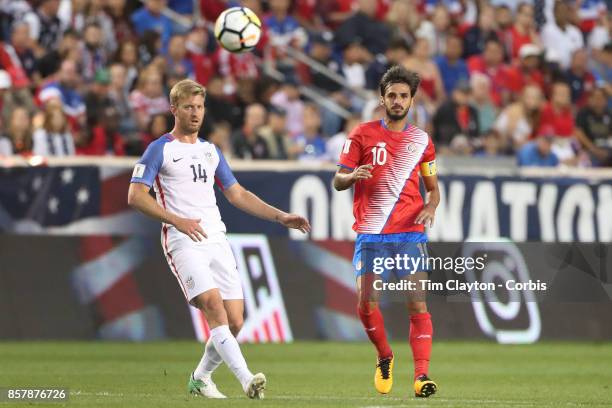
[190,164,207,183]
[371,146,387,165]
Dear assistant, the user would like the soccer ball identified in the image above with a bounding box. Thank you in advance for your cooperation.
[214,7,262,53]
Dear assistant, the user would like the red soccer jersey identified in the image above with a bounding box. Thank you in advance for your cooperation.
[338,120,436,234]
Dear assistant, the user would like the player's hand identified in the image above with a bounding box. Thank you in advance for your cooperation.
[278,213,311,234]
[351,164,373,181]
[174,217,207,241]
[414,204,436,228]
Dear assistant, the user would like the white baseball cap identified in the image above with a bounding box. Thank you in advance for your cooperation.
[519,44,541,59]
[0,70,11,89]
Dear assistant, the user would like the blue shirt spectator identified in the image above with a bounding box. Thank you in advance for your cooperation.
[435,35,470,95]
[517,139,560,167]
[130,3,174,51]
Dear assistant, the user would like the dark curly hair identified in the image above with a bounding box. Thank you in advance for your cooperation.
[379,65,420,97]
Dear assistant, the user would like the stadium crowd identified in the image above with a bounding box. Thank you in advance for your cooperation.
[0,0,610,167]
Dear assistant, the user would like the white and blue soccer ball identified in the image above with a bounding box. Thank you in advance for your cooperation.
[214,7,262,53]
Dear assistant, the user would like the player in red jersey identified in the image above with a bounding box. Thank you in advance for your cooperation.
[334,65,440,398]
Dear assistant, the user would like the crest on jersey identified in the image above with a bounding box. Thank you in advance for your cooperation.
[407,143,417,153]
[204,151,214,162]
[186,276,195,289]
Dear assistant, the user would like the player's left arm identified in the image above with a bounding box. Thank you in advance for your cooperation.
[414,173,440,228]
[214,147,311,233]
[414,137,440,228]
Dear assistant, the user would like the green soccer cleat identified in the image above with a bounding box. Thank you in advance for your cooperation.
[188,372,227,399]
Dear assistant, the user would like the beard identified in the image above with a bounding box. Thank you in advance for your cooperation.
[180,121,201,134]
[385,106,409,121]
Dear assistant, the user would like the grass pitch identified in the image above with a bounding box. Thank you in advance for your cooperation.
[1,341,611,407]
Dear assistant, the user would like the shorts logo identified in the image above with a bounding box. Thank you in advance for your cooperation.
[407,143,417,153]
[186,276,195,290]
[356,260,362,271]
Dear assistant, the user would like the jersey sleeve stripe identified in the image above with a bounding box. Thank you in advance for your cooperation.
[337,163,354,171]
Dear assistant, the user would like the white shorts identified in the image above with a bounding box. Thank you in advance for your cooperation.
[161,231,243,303]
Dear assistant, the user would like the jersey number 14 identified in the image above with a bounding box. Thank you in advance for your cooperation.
[190,164,207,183]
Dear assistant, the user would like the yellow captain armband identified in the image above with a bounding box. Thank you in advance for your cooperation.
[420,160,437,176]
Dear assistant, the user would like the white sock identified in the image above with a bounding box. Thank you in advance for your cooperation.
[193,338,223,380]
[209,325,253,390]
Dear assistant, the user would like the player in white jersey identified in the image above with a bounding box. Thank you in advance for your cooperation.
[128,79,311,400]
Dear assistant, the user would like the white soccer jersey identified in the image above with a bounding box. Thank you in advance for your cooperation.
[130,133,237,246]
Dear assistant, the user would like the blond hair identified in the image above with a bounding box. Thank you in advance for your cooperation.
[169,79,206,106]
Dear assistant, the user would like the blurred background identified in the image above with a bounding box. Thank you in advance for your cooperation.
[0,0,611,345]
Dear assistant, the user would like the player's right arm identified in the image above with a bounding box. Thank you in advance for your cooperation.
[333,126,372,191]
[127,183,206,241]
[127,139,205,242]
[333,165,373,191]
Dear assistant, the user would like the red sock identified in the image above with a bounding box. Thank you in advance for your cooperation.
[409,312,433,379]
[358,303,393,359]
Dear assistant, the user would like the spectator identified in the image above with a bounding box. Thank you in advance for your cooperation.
[84,69,113,129]
[77,105,126,156]
[517,135,559,166]
[435,35,470,96]
[470,73,498,134]
[107,63,138,143]
[416,5,452,57]
[4,21,38,83]
[187,27,215,86]
[32,105,75,156]
[402,37,446,112]
[541,0,584,70]
[22,0,62,55]
[505,43,545,95]
[432,80,479,152]
[494,85,544,150]
[207,120,233,158]
[141,112,173,149]
[539,82,577,164]
[463,5,499,58]
[566,49,596,107]
[295,104,326,161]
[271,79,304,136]
[575,88,612,166]
[334,0,391,56]
[508,3,540,60]
[5,105,32,155]
[265,0,308,79]
[129,67,170,131]
[384,0,419,46]
[113,40,140,91]
[204,76,241,129]
[0,109,11,156]
[81,22,108,83]
[37,29,81,79]
[38,59,86,126]
[130,0,174,52]
[107,0,134,46]
[467,38,509,106]
[83,0,118,56]
[590,42,612,98]
[326,115,361,163]
[165,34,194,79]
[474,129,504,157]
[366,37,411,91]
[308,32,341,93]
[257,106,297,160]
[232,103,270,159]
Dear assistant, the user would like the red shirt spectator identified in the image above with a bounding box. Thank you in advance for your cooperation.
[537,82,575,138]
[505,44,545,94]
[76,125,125,156]
[467,39,509,106]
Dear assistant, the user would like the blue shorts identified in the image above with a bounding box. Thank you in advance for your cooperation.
[353,232,429,281]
